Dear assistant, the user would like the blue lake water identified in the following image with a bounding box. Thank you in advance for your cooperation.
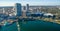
[0,20,60,31]
[19,20,60,31]
[0,23,18,31]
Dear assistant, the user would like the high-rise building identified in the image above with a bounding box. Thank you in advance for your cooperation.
[26,4,29,11]
[15,3,22,16]
[26,4,30,16]
[23,6,26,10]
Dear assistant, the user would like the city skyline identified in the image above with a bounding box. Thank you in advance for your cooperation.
[0,0,60,6]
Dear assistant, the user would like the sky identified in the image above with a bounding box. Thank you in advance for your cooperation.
[0,0,60,6]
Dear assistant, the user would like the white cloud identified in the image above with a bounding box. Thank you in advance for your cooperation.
[0,2,15,6]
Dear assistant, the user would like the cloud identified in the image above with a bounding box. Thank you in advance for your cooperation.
[0,2,15,6]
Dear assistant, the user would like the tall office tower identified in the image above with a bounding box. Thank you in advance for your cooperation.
[15,3,22,16]
[26,4,29,11]
[26,4,30,16]
[23,6,26,10]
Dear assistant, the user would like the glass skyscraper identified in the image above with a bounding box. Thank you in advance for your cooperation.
[26,4,30,16]
[26,4,29,11]
[15,3,22,16]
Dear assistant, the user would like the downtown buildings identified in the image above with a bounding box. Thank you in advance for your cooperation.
[0,3,22,17]
[0,3,60,25]
[0,3,60,18]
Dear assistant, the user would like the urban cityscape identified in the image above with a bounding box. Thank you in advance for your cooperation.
[0,0,60,31]
[0,3,60,31]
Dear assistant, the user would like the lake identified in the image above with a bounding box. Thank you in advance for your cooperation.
[0,19,60,31]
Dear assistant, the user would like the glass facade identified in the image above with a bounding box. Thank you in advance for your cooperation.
[26,4,29,11]
[16,3,22,16]
[26,4,30,16]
